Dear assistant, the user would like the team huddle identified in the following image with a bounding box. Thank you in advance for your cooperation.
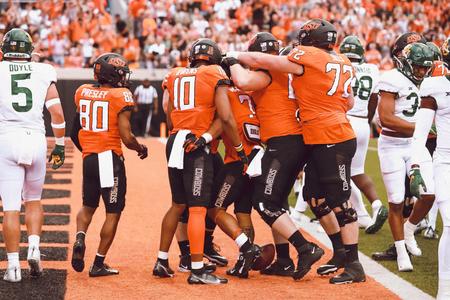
[0,16,449,299]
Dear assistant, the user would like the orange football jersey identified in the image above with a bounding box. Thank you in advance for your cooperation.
[163,65,230,137]
[251,70,301,142]
[287,46,356,145]
[431,61,450,77]
[222,87,260,164]
[74,84,134,157]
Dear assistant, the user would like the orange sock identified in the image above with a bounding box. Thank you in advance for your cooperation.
[188,206,207,258]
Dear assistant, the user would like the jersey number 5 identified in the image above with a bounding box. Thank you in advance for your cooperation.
[173,76,195,110]
[325,63,353,98]
[79,99,109,132]
[11,73,33,112]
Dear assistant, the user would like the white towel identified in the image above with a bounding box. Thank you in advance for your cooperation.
[98,150,114,188]
[17,130,34,166]
[246,146,264,178]
[168,130,191,169]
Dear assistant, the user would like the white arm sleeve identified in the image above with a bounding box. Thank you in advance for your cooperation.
[411,108,435,165]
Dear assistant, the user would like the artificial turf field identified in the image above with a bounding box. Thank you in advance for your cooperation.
[0,138,439,299]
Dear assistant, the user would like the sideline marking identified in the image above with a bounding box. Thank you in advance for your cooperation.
[293,216,434,300]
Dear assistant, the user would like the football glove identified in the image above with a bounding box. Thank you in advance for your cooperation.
[221,57,240,78]
[137,144,148,159]
[235,143,249,173]
[49,144,65,169]
[183,134,207,153]
[409,165,427,198]
[429,123,437,136]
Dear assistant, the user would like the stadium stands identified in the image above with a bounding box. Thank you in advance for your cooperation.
[0,0,448,70]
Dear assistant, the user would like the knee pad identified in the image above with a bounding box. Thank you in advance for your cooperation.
[334,202,357,227]
[325,183,351,209]
[253,200,285,226]
[307,198,331,219]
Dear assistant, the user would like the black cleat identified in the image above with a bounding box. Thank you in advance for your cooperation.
[260,258,295,277]
[71,239,86,272]
[365,206,388,234]
[204,242,228,267]
[293,242,324,280]
[89,263,119,277]
[371,244,411,261]
[317,248,346,275]
[188,269,228,284]
[329,261,366,284]
[227,244,261,278]
[178,255,216,273]
[153,260,175,278]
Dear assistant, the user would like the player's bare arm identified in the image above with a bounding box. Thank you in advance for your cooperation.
[229,63,271,91]
[118,110,148,159]
[378,91,415,136]
[347,92,355,111]
[163,89,173,131]
[368,93,379,123]
[229,51,304,76]
[214,85,241,147]
[46,83,66,169]
[411,97,438,155]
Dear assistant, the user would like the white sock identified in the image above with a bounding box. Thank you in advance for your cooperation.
[7,252,20,268]
[394,240,408,258]
[28,234,40,249]
[157,251,169,260]
[235,233,248,248]
[191,261,203,270]
[371,199,382,210]
[404,220,417,233]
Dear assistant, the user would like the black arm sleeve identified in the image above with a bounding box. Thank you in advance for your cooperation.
[70,113,83,152]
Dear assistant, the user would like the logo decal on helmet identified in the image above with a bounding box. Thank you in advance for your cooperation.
[302,21,321,31]
[406,33,422,44]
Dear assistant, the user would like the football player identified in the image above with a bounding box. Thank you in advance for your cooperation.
[226,19,367,284]
[409,51,450,299]
[374,38,435,272]
[70,53,148,277]
[223,32,325,280]
[428,41,450,77]
[153,39,248,284]
[339,36,388,234]
[0,28,66,282]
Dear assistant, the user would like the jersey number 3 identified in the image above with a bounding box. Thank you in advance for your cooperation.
[325,63,353,98]
[79,99,109,132]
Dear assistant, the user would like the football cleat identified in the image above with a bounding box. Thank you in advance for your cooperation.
[204,242,228,267]
[71,239,86,272]
[27,246,43,277]
[187,270,228,285]
[227,244,261,278]
[423,227,439,239]
[372,244,407,261]
[178,255,216,273]
[3,266,21,283]
[365,205,388,234]
[153,260,175,278]
[404,224,422,256]
[293,242,324,280]
[317,248,346,276]
[397,255,413,272]
[329,261,366,284]
[357,215,372,229]
[260,258,295,277]
[89,263,119,277]
[414,219,429,235]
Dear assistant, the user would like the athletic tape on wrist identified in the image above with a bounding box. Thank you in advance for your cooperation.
[45,98,61,109]
[227,51,240,60]
[55,136,65,146]
[51,121,66,129]
[234,143,243,152]
[201,133,213,144]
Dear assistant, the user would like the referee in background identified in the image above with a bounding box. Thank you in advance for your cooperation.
[133,79,158,137]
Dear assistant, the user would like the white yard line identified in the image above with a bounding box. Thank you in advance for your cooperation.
[295,217,434,300]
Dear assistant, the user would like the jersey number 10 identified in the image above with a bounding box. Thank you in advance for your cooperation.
[79,99,109,132]
[173,76,195,111]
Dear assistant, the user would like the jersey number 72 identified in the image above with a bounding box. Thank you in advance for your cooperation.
[325,63,353,98]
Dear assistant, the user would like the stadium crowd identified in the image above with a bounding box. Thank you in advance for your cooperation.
[0,0,448,70]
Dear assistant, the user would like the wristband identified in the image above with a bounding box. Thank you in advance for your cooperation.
[45,98,61,109]
[51,121,66,129]
[227,51,240,60]
[201,133,213,143]
[234,143,244,152]
[55,136,65,146]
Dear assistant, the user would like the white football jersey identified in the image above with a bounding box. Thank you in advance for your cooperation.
[420,76,450,152]
[377,68,420,131]
[0,61,56,134]
[347,62,380,117]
